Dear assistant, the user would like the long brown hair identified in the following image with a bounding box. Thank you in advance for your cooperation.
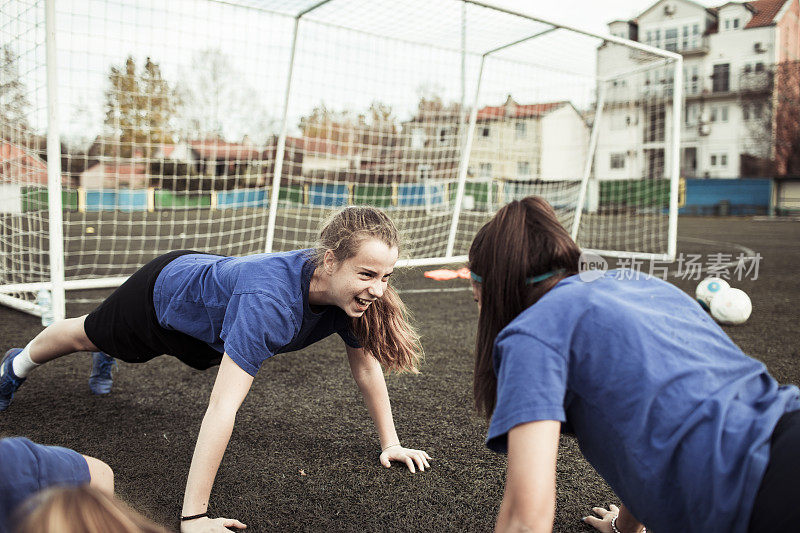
[14,486,167,533]
[315,206,422,373]
[468,196,581,418]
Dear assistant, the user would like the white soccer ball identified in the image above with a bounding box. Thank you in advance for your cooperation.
[710,287,752,325]
[695,277,730,310]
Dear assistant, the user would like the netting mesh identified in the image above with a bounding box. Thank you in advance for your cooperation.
[0,0,680,311]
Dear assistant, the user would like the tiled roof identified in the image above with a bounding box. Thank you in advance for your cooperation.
[744,0,788,28]
[476,101,566,121]
[0,141,49,185]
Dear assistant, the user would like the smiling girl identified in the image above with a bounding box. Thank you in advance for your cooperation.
[0,206,430,532]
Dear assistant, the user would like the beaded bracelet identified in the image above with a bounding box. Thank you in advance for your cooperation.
[611,515,646,533]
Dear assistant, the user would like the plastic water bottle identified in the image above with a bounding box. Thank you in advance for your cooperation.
[37,289,54,327]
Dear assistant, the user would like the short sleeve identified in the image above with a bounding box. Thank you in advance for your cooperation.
[486,331,569,453]
[220,292,298,376]
[0,438,90,527]
[336,314,361,348]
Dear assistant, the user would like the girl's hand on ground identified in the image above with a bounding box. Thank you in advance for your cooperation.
[379,445,432,473]
[582,503,619,533]
[180,516,247,532]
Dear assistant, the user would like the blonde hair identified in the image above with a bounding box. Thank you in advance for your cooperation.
[14,486,167,533]
[315,205,422,373]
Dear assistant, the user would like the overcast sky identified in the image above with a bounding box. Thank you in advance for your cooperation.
[487,0,720,35]
[20,0,713,144]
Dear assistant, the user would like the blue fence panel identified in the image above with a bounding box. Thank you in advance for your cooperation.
[85,190,117,211]
[397,183,445,207]
[680,178,772,215]
[116,189,149,211]
[308,184,349,207]
[216,189,269,209]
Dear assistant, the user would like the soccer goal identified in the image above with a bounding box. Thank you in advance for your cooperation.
[0,0,681,320]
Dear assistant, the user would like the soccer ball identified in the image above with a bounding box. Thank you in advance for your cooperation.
[695,277,730,310]
[710,287,752,325]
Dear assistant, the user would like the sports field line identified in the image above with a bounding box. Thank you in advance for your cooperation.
[398,287,471,294]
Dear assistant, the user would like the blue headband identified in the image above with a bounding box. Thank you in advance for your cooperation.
[470,269,565,285]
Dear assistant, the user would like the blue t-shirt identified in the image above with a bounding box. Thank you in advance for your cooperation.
[0,437,91,531]
[153,249,361,376]
[486,270,800,533]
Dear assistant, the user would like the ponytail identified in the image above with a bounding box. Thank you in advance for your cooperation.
[469,196,581,418]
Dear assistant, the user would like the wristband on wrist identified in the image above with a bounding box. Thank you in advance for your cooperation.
[381,442,401,452]
[181,512,208,521]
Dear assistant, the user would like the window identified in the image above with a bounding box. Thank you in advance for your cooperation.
[682,25,689,49]
[712,63,730,92]
[743,104,750,120]
[479,162,492,178]
[711,154,717,166]
[684,65,699,94]
[517,161,531,177]
[610,153,626,169]
[646,30,652,45]
[418,164,432,180]
[411,128,425,149]
[665,28,678,51]
[481,126,490,138]
[515,122,526,139]
[724,19,730,30]
[692,23,700,48]
[721,106,728,122]
[754,103,763,119]
[439,127,448,143]
[654,29,661,47]
[684,104,699,126]
[755,62,765,72]
[744,63,753,74]
[710,107,718,122]
[733,18,739,29]
[721,154,728,166]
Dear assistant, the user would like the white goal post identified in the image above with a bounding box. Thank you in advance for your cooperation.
[0,0,681,319]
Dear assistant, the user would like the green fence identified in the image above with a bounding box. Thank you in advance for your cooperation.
[353,184,393,207]
[599,179,670,208]
[21,187,79,212]
[154,190,211,209]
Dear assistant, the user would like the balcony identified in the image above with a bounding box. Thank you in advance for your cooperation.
[678,36,710,57]
[739,71,773,95]
[627,36,709,61]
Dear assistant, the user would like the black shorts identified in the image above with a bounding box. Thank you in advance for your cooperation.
[83,250,223,370]
[748,409,800,532]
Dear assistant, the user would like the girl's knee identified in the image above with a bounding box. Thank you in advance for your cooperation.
[82,455,114,495]
[69,315,97,351]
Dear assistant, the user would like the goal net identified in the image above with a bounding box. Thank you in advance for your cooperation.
[0,0,681,319]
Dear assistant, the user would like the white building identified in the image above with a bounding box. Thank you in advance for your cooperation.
[469,97,590,182]
[597,0,800,180]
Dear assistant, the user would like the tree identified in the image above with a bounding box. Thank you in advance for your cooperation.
[298,101,400,147]
[174,48,276,145]
[104,56,178,157]
[298,103,360,145]
[774,60,800,176]
[741,61,800,177]
[0,44,30,140]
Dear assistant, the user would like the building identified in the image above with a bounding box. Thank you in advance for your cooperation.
[597,0,800,180]
[470,97,589,182]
